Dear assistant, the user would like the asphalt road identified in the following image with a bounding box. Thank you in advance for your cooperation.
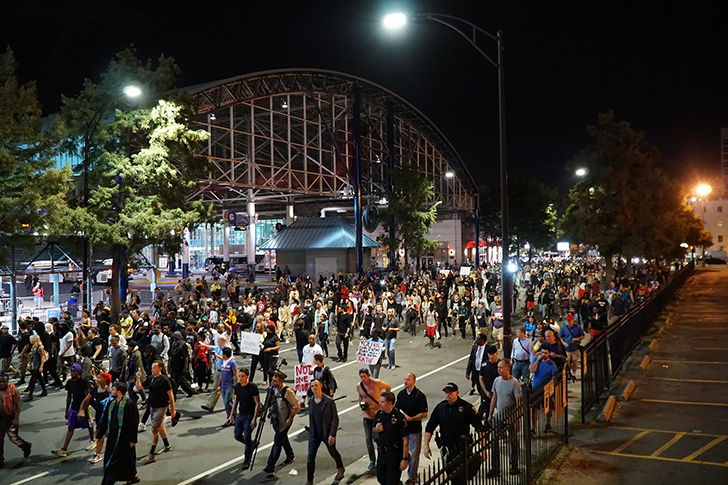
[2,328,485,485]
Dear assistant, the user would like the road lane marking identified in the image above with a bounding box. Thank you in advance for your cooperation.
[682,436,728,461]
[9,472,50,485]
[176,353,470,485]
[611,430,650,454]
[651,432,685,457]
[641,399,728,407]
[652,360,728,365]
[651,377,728,384]
[331,360,359,371]
[592,451,728,468]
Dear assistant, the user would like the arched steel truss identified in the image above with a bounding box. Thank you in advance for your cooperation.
[187,69,477,212]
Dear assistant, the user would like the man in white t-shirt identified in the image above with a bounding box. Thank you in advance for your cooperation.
[58,326,77,382]
[487,359,522,477]
[301,334,323,367]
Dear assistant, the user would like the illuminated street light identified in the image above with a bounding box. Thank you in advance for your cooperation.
[696,184,712,197]
[383,12,407,29]
[575,168,587,177]
[123,85,142,97]
[507,261,518,272]
[445,171,454,178]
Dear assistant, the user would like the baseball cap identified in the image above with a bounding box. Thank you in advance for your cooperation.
[442,382,459,392]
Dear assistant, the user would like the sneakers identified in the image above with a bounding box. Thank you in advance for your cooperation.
[366,461,375,472]
[241,458,251,470]
[141,454,156,464]
[52,448,68,457]
[263,466,275,477]
[22,443,31,459]
[164,415,172,424]
[86,440,97,451]
[157,445,172,454]
[201,405,213,412]
[138,423,146,432]
[89,453,103,464]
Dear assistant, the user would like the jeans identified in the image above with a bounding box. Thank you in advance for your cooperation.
[307,434,344,481]
[234,414,254,461]
[26,369,46,395]
[512,361,530,381]
[385,338,396,367]
[490,418,519,471]
[335,334,349,361]
[406,431,422,481]
[266,421,294,469]
[222,386,234,419]
[363,417,376,463]
[369,362,382,379]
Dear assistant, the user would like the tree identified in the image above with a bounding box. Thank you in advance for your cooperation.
[478,167,557,260]
[60,48,213,320]
[0,48,72,265]
[378,167,440,271]
[561,111,698,283]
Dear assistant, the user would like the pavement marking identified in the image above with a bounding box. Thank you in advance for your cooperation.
[651,377,728,384]
[682,436,728,461]
[652,359,728,365]
[695,347,728,350]
[592,451,728,468]
[651,432,685,457]
[641,399,728,407]
[176,353,470,485]
[8,472,50,485]
[331,360,359,371]
[611,430,650,454]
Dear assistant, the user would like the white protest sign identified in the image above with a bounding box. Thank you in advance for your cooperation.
[294,364,312,397]
[357,340,385,365]
[239,332,261,356]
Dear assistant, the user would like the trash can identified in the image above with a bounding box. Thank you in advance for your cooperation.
[67,297,78,318]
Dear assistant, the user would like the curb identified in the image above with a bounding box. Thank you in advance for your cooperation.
[640,355,651,371]
[649,339,658,351]
[622,380,636,401]
[603,395,617,422]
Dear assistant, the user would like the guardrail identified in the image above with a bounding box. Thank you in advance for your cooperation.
[580,261,695,420]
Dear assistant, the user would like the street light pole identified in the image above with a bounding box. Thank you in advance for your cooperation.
[383,13,512,357]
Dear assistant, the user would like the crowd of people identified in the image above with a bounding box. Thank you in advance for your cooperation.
[0,257,672,484]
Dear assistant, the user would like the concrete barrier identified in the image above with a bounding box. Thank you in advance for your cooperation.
[649,340,658,351]
[622,380,636,401]
[603,395,617,422]
[640,355,651,370]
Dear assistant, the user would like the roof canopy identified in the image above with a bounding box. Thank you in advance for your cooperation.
[259,217,379,250]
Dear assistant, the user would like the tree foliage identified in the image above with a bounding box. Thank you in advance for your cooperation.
[59,48,214,316]
[479,167,557,256]
[0,48,72,265]
[561,111,700,278]
[378,167,440,269]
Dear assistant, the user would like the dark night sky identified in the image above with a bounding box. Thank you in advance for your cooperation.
[5,0,728,192]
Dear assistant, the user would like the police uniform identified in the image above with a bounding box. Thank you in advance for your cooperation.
[374,407,408,485]
[425,385,484,485]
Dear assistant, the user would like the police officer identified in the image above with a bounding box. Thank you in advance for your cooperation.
[424,382,484,485]
[373,391,409,485]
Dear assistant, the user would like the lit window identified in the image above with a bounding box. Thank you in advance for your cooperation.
[719,221,724,227]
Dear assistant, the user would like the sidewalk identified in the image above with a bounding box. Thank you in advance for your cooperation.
[543,268,728,485]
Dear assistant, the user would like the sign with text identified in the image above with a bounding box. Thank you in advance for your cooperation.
[294,364,312,397]
[544,380,554,415]
[357,340,385,365]
[239,332,261,356]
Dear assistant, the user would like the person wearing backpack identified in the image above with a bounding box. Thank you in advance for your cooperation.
[263,371,299,477]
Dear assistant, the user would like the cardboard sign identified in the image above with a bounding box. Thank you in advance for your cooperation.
[239,332,261,356]
[562,366,569,407]
[544,380,554,415]
[357,340,385,365]
[294,364,311,397]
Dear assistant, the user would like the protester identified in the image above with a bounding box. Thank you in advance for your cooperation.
[98,381,140,485]
[52,364,94,457]
[263,370,299,477]
[135,361,176,464]
[357,368,392,472]
[0,374,31,468]
[226,367,259,470]
[396,373,428,485]
[305,378,345,485]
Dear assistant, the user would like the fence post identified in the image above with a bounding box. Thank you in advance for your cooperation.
[523,384,533,484]
[564,372,569,445]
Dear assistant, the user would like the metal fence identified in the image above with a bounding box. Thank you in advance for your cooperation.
[420,372,568,485]
[580,261,695,419]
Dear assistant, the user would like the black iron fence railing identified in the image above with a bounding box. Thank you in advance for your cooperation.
[420,372,568,485]
[581,261,695,420]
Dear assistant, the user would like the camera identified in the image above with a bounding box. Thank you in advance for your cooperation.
[359,401,369,411]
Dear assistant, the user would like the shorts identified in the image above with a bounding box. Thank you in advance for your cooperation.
[568,350,581,362]
[492,327,504,341]
[526,302,535,309]
[67,408,92,431]
[151,407,167,428]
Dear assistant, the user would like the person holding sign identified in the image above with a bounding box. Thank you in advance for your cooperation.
[365,329,386,378]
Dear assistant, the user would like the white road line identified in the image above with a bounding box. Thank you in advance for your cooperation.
[9,472,50,485]
[331,360,359,371]
[176,353,470,485]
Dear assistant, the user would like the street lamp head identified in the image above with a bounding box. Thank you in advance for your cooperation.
[575,168,587,177]
[507,261,518,273]
[445,171,454,178]
[123,85,142,98]
[383,12,407,29]
[696,184,712,197]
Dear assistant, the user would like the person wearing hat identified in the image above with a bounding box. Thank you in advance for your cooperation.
[52,363,94,457]
[559,313,584,378]
[373,391,409,485]
[424,382,484,485]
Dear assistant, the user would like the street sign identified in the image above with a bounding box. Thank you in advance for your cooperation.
[226,210,237,225]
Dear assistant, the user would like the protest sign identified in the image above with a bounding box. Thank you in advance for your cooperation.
[295,364,312,397]
[357,340,385,365]
[239,332,261,356]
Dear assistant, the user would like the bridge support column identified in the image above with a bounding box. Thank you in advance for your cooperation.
[247,190,256,280]
[353,85,363,274]
[182,228,190,280]
[386,98,397,271]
